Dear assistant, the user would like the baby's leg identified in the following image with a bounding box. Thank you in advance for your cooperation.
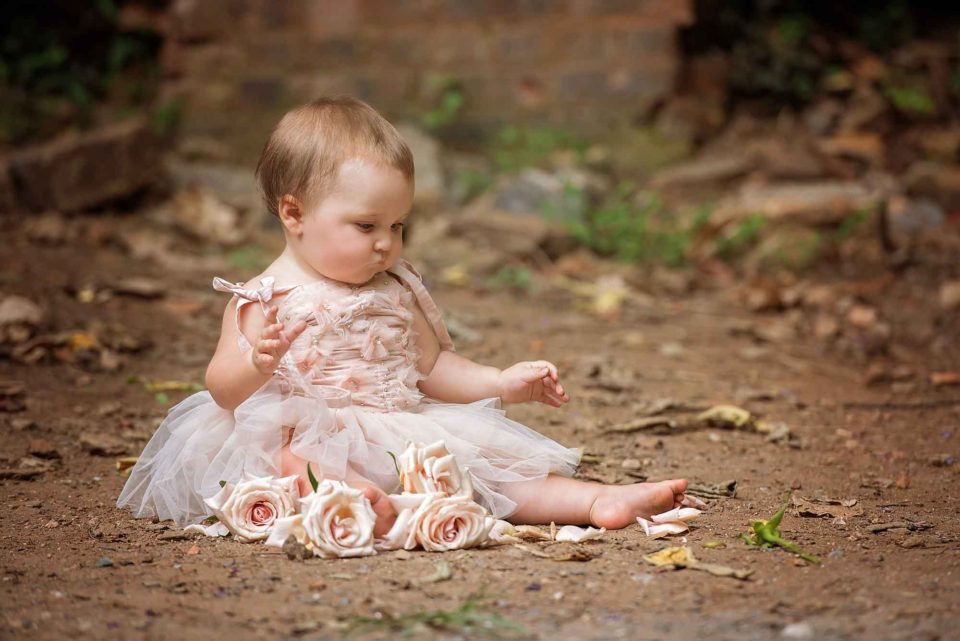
[278,442,397,535]
[500,474,688,529]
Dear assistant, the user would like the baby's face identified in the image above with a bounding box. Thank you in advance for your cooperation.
[297,157,414,285]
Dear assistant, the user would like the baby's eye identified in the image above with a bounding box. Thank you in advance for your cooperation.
[354,223,374,232]
[391,222,405,232]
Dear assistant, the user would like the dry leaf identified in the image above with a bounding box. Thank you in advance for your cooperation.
[643,546,751,580]
[791,496,863,519]
[115,456,139,477]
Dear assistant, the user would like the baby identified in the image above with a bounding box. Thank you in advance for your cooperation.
[118,96,692,536]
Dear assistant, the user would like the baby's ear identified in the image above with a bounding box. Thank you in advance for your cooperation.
[278,195,304,235]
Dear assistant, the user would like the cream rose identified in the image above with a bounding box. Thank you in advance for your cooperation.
[402,492,495,552]
[397,440,473,498]
[204,473,300,543]
[266,480,377,558]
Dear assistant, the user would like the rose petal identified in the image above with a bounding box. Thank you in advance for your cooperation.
[651,507,702,523]
[680,494,708,509]
[637,516,689,538]
[486,519,520,544]
[265,514,305,548]
[374,507,418,551]
[183,521,230,537]
[555,525,605,543]
[203,482,234,512]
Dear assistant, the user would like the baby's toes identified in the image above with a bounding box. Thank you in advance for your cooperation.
[361,486,398,537]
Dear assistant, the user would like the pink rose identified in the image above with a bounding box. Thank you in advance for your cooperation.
[204,473,300,543]
[397,440,473,498]
[266,480,377,558]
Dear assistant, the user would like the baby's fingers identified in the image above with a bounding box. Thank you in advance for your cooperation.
[283,319,308,342]
[261,322,282,339]
[541,390,564,408]
[519,365,550,383]
[254,352,274,369]
[531,360,559,382]
[258,338,281,354]
[542,375,568,400]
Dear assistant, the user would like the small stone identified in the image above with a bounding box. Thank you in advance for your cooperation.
[282,534,310,561]
[939,280,960,310]
[930,371,960,387]
[620,458,643,470]
[109,277,166,299]
[929,454,954,467]
[291,621,320,635]
[28,438,60,459]
[10,418,37,431]
[782,621,814,638]
[846,305,878,328]
[0,297,45,343]
[79,432,128,456]
[96,557,114,568]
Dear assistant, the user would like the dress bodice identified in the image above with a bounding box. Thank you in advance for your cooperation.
[277,271,423,411]
[212,260,454,413]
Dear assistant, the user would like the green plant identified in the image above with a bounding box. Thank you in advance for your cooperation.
[563,182,709,267]
[453,168,494,203]
[742,495,820,563]
[726,11,823,104]
[771,232,824,271]
[715,214,767,260]
[0,0,162,143]
[882,82,936,115]
[831,206,874,241]
[344,597,526,638]
[858,0,914,53]
[491,125,587,173]
[486,265,533,292]
[420,74,465,130]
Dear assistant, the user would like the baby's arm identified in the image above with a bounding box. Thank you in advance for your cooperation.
[205,298,306,411]
[413,305,569,407]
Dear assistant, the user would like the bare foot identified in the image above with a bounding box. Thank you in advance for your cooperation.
[359,485,398,538]
[588,479,689,530]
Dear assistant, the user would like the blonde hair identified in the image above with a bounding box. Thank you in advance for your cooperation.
[255,96,414,218]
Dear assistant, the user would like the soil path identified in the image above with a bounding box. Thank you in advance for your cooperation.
[1,218,957,641]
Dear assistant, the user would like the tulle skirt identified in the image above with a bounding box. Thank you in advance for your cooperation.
[116,380,582,526]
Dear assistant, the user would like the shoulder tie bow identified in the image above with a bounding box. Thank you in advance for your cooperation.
[211,276,296,306]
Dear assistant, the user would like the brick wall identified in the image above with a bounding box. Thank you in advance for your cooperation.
[163,0,693,163]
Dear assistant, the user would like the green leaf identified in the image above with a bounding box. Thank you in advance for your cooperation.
[387,451,401,478]
[306,462,319,492]
[218,479,226,488]
[154,392,169,404]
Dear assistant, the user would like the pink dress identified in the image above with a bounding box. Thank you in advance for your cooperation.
[117,260,581,526]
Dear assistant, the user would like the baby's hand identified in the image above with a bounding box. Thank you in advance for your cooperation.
[251,306,308,375]
[497,360,570,407]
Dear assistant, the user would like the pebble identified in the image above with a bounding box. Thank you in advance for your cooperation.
[782,621,814,638]
[95,557,114,568]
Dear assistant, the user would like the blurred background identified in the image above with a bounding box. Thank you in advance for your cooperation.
[2,0,959,372]
[2,3,960,639]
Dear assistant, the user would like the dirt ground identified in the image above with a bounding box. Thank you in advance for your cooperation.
[1,212,958,641]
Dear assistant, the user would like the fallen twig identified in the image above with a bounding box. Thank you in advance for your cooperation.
[867,521,934,533]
